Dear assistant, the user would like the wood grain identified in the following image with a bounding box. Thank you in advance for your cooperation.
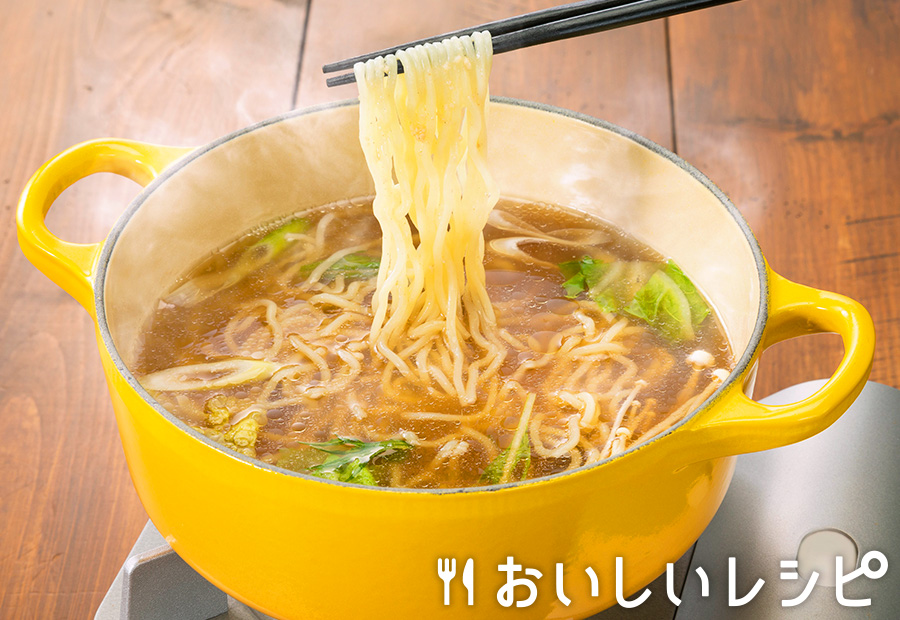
[296,0,673,149]
[2,0,898,616]
[668,0,900,395]
[0,0,307,617]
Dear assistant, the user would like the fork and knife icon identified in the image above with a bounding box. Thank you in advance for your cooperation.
[437,558,474,605]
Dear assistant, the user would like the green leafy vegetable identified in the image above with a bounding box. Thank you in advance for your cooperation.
[558,258,652,309]
[278,447,374,484]
[558,256,710,343]
[481,433,531,485]
[238,219,310,273]
[559,259,587,297]
[558,257,608,298]
[624,271,695,342]
[592,289,620,313]
[313,465,378,486]
[302,437,412,485]
[622,262,711,342]
[615,261,659,302]
[562,275,587,298]
[276,447,327,473]
[300,252,381,282]
[166,217,309,306]
[663,261,710,326]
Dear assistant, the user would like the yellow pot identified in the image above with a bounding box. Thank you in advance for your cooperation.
[17,100,873,619]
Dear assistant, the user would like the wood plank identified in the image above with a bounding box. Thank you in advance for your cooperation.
[296,0,674,149]
[0,0,307,617]
[13,0,895,615]
[668,0,900,395]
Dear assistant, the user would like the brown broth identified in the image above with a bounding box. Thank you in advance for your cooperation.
[135,200,733,488]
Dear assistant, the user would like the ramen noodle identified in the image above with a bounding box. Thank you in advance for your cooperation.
[134,33,733,488]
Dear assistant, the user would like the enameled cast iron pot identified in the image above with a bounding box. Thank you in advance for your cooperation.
[17,99,874,619]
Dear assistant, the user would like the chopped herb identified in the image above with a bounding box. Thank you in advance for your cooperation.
[303,437,412,485]
[300,252,381,282]
[481,433,531,485]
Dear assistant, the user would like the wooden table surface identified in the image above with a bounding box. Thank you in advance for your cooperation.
[1,0,898,616]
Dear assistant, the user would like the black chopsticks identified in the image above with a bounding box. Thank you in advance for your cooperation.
[323,0,741,87]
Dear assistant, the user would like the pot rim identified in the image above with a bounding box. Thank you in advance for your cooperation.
[93,97,768,495]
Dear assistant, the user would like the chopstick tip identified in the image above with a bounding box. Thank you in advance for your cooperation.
[326,73,357,88]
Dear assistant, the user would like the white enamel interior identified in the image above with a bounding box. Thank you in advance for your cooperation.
[102,102,761,367]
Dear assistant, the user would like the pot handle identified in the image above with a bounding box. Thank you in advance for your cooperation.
[679,269,874,464]
[16,139,192,315]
